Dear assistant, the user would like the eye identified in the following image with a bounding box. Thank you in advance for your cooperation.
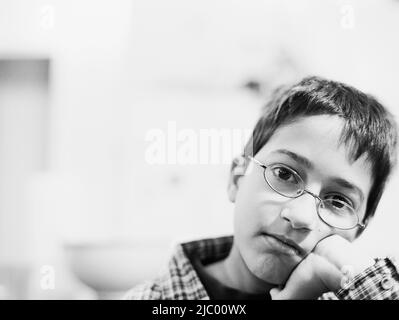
[324,194,354,209]
[272,166,299,184]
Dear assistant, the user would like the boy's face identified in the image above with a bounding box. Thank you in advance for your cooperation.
[231,115,373,285]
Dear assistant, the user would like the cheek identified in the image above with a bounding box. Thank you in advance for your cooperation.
[233,190,280,236]
[332,229,358,242]
[232,202,259,239]
[233,179,263,223]
[312,225,357,253]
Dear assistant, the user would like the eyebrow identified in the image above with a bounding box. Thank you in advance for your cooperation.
[271,149,365,202]
[271,149,314,170]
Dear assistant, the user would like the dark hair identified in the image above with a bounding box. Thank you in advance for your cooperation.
[243,76,398,234]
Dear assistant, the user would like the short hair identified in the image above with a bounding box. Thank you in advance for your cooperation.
[243,76,398,235]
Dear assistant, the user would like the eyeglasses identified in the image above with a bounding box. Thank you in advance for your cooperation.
[247,156,365,230]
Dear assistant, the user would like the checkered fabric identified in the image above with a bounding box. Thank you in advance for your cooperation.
[333,257,399,299]
[124,236,399,300]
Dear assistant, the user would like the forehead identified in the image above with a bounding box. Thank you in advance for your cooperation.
[256,115,372,199]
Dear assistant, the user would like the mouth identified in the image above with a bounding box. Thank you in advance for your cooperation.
[261,233,306,257]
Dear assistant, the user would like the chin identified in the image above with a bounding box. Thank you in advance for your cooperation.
[249,254,295,285]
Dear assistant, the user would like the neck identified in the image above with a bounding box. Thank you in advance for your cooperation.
[207,241,275,294]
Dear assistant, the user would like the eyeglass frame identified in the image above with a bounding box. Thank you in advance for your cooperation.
[246,155,366,230]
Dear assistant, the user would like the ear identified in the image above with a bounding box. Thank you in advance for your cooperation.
[227,155,247,203]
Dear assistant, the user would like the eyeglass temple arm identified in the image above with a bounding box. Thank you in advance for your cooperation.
[247,155,267,169]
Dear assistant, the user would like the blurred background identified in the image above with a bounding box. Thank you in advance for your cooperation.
[0,0,398,299]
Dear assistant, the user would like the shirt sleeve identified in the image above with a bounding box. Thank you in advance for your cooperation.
[123,281,163,300]
[321,257,399,300]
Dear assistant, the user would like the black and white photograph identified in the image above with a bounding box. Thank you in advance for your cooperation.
[0,0,398,303]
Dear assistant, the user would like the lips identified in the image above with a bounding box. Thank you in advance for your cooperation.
[262,233,306,257]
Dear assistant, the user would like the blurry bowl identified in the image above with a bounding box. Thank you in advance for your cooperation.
[64,238,171,295]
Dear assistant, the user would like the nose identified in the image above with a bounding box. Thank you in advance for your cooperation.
[280,193,318,231]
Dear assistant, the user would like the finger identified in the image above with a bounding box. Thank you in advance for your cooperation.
[269,287,282,300]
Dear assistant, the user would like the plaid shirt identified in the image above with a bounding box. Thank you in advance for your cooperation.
[124,236,399,300]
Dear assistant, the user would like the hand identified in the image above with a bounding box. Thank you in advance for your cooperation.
[270,251,342,300]
[313,235,373,277]
[270,235,373,300]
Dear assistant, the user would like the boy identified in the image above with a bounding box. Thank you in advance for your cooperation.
[126,76,399,299]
